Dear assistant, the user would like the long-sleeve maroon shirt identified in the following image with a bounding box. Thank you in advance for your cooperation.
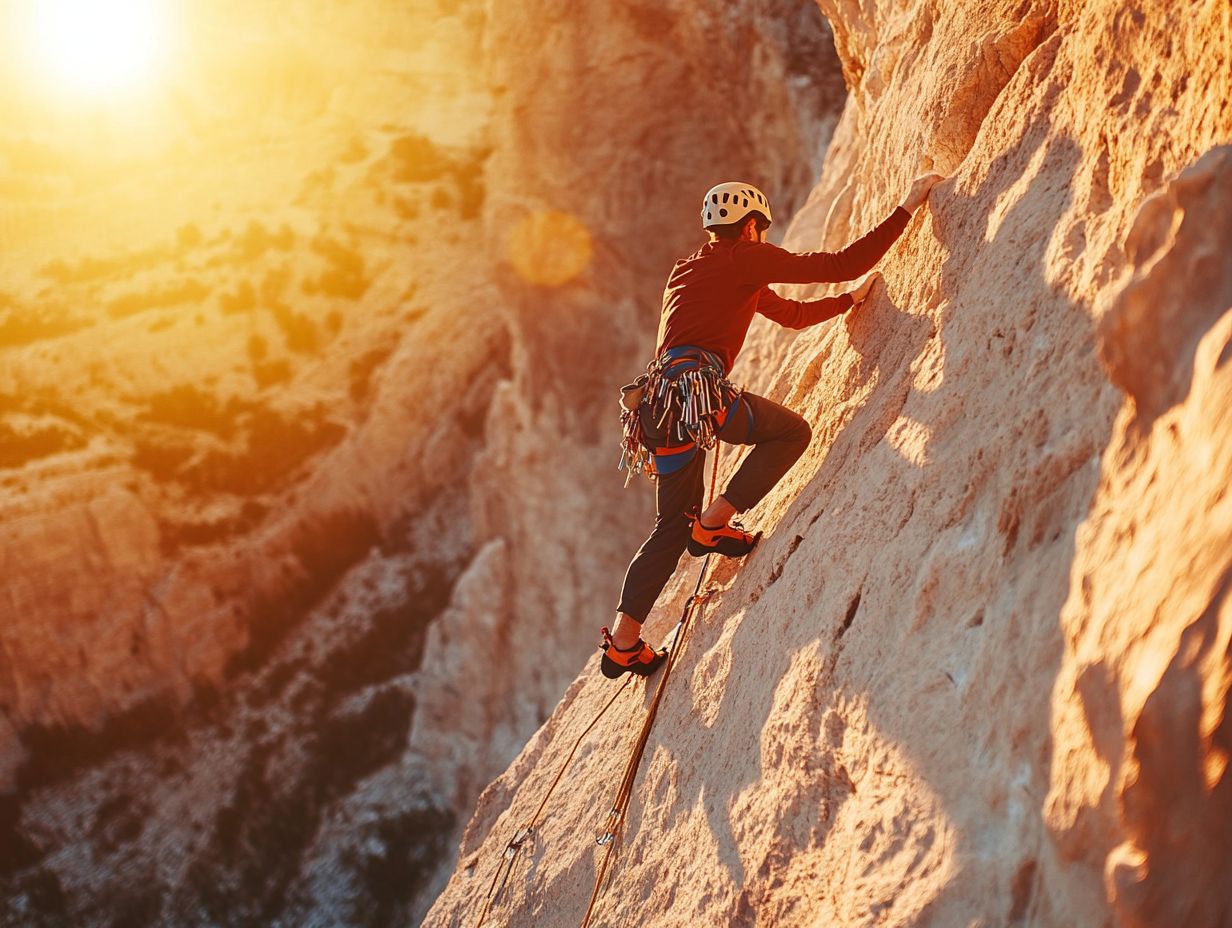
[655,206,912,374]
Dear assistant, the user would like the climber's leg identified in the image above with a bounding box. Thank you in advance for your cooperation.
[710,392,812,515]
[612,449,706,646]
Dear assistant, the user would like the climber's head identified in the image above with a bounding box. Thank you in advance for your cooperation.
[702,182,772,242]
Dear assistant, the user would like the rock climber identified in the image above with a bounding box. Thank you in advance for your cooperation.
[601,172,945,679]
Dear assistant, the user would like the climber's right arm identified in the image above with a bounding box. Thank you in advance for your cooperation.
[754,286,853,330]
[737,172,945,287]
[737,207,911,286]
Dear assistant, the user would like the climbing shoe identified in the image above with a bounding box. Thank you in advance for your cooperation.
[599,627,668,679]
[686,512,761,558]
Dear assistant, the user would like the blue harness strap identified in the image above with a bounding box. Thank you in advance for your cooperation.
[649,345,737,476]
[660,344,726,373]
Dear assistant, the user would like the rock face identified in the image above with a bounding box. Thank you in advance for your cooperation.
[0,1,840,925]
[425,2,1232,926]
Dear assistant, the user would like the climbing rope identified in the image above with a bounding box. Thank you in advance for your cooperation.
[472,444,727,928]
[579,563,715,928]
[579,445,723,928]
[474,676,633,927]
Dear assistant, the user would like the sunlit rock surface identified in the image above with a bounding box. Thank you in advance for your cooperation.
[0,0,839,924]
[425,1,1232,926]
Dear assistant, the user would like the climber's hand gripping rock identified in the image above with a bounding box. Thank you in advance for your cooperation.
[901,172,945,213]
[849,270,882,308]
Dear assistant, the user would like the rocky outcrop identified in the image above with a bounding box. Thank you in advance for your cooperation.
[0,1,841,925]
[425,2,1232,926]
[1047,144,1232,928]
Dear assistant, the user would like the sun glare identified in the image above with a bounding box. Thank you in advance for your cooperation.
[25,0,168,98]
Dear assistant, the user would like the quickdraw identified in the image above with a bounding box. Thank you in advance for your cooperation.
[474,678,633,927]
[618,346,742,485]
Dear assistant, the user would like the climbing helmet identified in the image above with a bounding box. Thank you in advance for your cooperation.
[701,182,773,229]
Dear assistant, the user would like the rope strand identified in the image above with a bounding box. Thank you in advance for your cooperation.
[475,440,725,928]
[580,561,715,928]
[474,677,633,927]
[580,444,723,927]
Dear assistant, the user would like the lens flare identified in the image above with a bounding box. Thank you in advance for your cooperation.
[506,210,593,287]
[25,0,168,97]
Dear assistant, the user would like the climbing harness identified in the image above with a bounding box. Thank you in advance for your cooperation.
[618,346,742,484]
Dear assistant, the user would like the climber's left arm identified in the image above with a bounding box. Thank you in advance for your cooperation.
[754,286,854,330]
[755,270,882,330]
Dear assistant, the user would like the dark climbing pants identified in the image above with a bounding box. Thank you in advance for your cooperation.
[616,391,812,624]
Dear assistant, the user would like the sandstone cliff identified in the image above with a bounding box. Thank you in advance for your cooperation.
[425,1,1232,926]
[0,1,840,924]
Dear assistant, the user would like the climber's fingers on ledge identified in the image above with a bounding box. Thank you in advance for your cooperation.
[903,172,947,212]
[850,270,883,307]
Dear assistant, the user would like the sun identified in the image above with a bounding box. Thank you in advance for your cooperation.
[25,0,169,98]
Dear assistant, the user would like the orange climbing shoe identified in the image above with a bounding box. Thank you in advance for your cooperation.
[686,511,760,558]
[599,627,668,679]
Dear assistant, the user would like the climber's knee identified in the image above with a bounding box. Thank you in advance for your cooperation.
[784,410,812,451]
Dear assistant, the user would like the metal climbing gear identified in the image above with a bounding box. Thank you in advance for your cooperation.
[618,345,742,484]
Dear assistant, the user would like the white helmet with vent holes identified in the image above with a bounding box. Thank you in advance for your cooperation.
[701,182,773,229]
